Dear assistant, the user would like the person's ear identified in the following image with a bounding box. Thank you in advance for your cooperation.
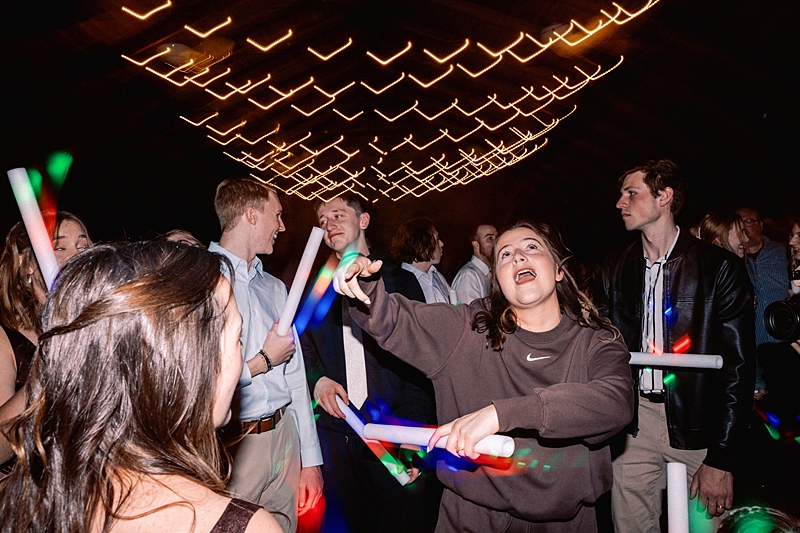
[555,266,565,282]
[244,206,258,226]
[471,240,480,255]
[658,187,674,207]
[359,212,370,230]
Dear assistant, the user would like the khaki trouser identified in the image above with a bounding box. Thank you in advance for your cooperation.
[611,399,720,533]
[227,414,302,533]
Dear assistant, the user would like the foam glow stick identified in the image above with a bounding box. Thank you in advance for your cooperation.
[363,423,515,457]
[7,168,60,290]
[278,226,324,336]
[667,462,689,533]
[630,352,722,369]
[335,396,411,486]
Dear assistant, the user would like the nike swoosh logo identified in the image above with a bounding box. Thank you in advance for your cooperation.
[526,354,551,362]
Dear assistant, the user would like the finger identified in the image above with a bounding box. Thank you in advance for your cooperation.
[365,259,383,275]
[307,489,321,511]
[428,423,451,452]
[408,467,421,484]
[689,476,700,500]
[347,280,371,304]
[333,388,349,418]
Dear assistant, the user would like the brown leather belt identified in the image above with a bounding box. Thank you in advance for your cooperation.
[243,407,287,434]
[640,390,666,403]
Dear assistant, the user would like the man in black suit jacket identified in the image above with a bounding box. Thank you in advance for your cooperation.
[302,195,437,533]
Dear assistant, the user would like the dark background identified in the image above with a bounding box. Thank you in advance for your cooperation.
[2,0,798,284]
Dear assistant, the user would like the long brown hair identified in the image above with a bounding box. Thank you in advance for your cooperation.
[691,210,746,256]
[0,241,231,533]
[0,222,45,333]
[472,221,618,350]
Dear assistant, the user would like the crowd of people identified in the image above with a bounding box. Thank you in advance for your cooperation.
[0,159,798,533]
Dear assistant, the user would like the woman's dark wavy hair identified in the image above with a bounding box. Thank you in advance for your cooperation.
[391,217,439,264]
[472,221,618,350]
[0,241,231,533]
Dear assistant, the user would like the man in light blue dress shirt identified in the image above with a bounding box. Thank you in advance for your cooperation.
[210,177,322,532]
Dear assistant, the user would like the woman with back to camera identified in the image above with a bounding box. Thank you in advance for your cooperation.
[0,241,280,533]
[335,221,634,532]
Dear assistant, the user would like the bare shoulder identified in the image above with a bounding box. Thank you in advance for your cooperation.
[244,509,282,533]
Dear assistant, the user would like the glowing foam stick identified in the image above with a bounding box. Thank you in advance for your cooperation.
[335,396,411,486]
[277,226,324,336]
[7,168,60,290]
[363,423,514,457]
[667,462,689,533]
[629,352,722,369]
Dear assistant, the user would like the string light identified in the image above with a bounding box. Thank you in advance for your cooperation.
[408,64,453,88]
[360,73,405,95]
[476,32,524,57]
[315,81,355,98]
[248,77,314,110]
[225,74,271,94]
[121,47,170,66]
[185,17,232,38]
[292,97,335,116]
[247,29,293,52]
[121,0,171,20]
[414,100,458,121]
[187,68,231,87]
[456,55,503,78]
[374,101,418,122]
[423,39,469,63]
[333,109,363,121]
[206,120,246,136]
[366,41,412,65]
[180,112,219,126]
[308,37,353,60]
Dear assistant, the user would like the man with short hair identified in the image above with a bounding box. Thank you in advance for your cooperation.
[451,224,497,304]
[210,177,323,533]
[736,207,788,397]
[301,195,436,533]
[601,160,755,532]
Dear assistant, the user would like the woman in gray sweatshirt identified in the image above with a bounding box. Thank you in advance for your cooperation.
[334,221,635,533]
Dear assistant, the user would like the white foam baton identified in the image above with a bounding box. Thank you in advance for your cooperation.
[277,227,324,336]
[335,396,411,485]
[630,352,722,369]
[667,462,689,533]
[363,423,515,457]
[7,168,60,291]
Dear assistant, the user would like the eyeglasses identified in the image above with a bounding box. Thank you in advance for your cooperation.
[742,219,761,227]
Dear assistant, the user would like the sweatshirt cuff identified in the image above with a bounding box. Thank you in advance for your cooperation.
[703,446,735,473]
[493,394,544,433]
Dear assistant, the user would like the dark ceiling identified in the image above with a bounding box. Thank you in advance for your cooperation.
[2,0,798,282]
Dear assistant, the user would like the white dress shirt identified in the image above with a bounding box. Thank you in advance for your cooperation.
[401,263,455,304]
[639,227,680,393]
[209,242,322,467]
[452,255,491,304]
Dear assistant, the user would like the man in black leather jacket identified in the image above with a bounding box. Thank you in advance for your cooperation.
[599,160,755,532]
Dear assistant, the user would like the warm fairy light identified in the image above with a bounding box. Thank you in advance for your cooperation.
[292,97,335,116]
[180,112,219,126]
[206,85,243,100]
[366,42,412,66]
[248,77,314,110]
[441,124,482,143]
[315,81,355,98]
[476,32,524,57]
[454,98,493,117]
[187,68,231,87]
[208,134,238,145]
[456,55,503,78]
[333,109,363,121]
[146,66,209,86]
[121,0,171,20]
[361,73,405,95]
[121,47,170,66]
[185,17,232,38]
[475,110,521,131]
[374,101,418,122]
[408,64,453,88]
[225,74,271,94]
[369,142,387,155]
[144,58,194,82]
[423,39,469,63]
[247,29,293,52]
[308,37,353,61]
[414,100,458,121]
[406,131,448,151]
[206,120,246,136]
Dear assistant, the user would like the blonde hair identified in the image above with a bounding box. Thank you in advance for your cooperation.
[214,178,278,233]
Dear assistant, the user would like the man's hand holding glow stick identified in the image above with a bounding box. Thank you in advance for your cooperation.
[7,168,60,290]
[277,226,324,336]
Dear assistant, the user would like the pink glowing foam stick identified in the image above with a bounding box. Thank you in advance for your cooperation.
[363,423,515,457]
[335,396,411,486]
[629,352,722,369]
[278,226,324,336]
[7,168,60,290]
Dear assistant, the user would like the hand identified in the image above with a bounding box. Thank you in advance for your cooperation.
[427,405,499,460]
[262,319,295,366]
[332,256,382,303]
[754,388,768,401]
[313,376,348,418]
[297,466,323,516]
[792,339,800,355]
[689,464,733,517]
[399,444,422,484]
